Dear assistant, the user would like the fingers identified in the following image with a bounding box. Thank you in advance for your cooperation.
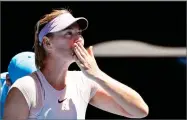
[77,42,88,56]
[87,46,94,57]
[73,55,84,68]
[74,43,86,59]
[73,42,94,68]
[74,45,85,63]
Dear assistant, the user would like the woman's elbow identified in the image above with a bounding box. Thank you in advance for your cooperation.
[134,104,149,118]
[126,103,149,118]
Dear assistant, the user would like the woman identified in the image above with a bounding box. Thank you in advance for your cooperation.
[4,9,149,119]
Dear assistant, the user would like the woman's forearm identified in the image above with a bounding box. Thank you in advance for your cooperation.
[93,71,149,118]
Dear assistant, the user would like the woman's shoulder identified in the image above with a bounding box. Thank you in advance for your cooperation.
[11,74,36,89]
[8,73,38,109]
[67,70,83,77]
[68,70,82,73]
[9,72,39,98]
[67,70,91,85]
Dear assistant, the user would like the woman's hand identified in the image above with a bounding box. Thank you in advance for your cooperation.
[73,42,101,79]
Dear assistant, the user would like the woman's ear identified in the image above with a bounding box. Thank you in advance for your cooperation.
[43,36,51,46]
[43,36,52,51]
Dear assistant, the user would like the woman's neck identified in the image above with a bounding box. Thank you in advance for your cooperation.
[40,57,73,91]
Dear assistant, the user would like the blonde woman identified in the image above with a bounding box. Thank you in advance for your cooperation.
[4,9,149,119]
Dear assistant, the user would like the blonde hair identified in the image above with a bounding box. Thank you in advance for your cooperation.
[34,8,71,69]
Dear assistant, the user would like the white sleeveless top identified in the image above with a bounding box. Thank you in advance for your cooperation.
[9,70,99,119]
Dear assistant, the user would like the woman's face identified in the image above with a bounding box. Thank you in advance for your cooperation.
[49,23,84,59]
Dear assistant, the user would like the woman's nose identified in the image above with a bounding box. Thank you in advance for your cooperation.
[72,35,81,41]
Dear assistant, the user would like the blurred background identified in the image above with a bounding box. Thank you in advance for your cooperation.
[1,1,186,119]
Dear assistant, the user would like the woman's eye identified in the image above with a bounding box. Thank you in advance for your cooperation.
[78,31,82,35]
[65,31,73,36]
